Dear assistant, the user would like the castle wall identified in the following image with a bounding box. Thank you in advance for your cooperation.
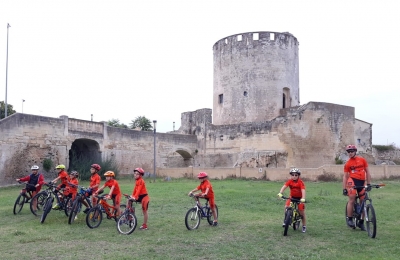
[213,31,299,125]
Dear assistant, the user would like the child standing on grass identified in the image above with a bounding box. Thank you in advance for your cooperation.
[86,163,102,212]
[188,172,218,226]
[277,168,307,233]
[94,171,122,217]
[51,164,70,209]
[130,168,150,230]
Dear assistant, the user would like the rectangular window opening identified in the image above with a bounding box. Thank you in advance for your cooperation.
[225,38,228,44]
[237,35,242,41]
[218,94,224,104]
[270,33,275,41]
[253,33,259,41]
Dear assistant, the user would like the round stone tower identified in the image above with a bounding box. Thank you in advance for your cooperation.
[213,31,299,125]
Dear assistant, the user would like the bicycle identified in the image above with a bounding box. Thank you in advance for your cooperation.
[85,194,126,229]
[345,183,385,238]
[116,194,138,235]
[13,181,37,214]
[281,196,304,236]
[32,182,73,223]
[185,194,218,230]
[68,185,93,224]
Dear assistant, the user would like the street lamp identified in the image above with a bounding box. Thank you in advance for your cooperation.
[153,120,157,182]
[4,23,11,118]
[22,99,25,113]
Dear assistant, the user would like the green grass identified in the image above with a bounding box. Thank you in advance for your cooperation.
[1,178,399,260]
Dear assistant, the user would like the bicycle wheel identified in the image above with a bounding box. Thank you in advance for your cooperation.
[113,204,126,222]
[68,199,81,225]
[185,208,201,230]
[30,192,47,216]
[86,207,103,228]
[13,194,25,214]
[117,212,137,235]
[207,205,219,225]
[283,208,292,236]
[64,197,73,217]
[365,204,377,238]
[292,212,300,231]
[40,197,53,224]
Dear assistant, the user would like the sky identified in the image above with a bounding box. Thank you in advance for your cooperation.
[1,1,399,146]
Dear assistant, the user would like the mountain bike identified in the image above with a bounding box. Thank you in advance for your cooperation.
[345,183,385,238]
[281,196,304,236]
[13,181,36,214]
[68,186,93,224]
[116,194,138,235]
[86,194,126,229]
[185,194,218,230]
[34,182,73,223]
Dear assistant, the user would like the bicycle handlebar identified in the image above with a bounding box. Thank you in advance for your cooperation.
[17,181,36,188]
[281,196,306,203]
[123,193,136,202]
[352,183,385,189]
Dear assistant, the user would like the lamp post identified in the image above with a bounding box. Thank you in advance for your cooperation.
[4,23,11,118]
[22,99,25,113]
[153,120,157,182]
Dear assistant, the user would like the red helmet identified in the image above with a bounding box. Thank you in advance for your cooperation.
[345,144,357,152]
[134,168,145,175]
[197,172,208,179]
[91,164,101,171]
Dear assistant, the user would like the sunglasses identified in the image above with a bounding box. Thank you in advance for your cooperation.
[290,174,299,177]
[347,150,356,153]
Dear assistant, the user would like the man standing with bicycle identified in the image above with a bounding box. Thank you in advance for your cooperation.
[16,165,45,211]
[343,144,372,230]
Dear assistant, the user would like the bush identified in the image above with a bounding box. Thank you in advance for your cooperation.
[317,171,339,182]
[42,158,53,173]
[69,155,120,181]
[335,156,344,165]
[373,144,395,152]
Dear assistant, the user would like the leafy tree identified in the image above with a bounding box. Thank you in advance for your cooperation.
[107,118,128,128]
[130,116,153,131]
[0,101,16,119]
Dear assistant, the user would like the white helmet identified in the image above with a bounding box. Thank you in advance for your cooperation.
[31,165,39,170]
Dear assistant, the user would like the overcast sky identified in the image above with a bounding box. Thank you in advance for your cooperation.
[1,1,399,146]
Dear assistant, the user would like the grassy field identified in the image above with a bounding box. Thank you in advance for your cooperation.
[0,177,399,260]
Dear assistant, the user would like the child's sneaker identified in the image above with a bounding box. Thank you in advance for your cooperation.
[74,216,78,220]
[282,223,286,227]
[212,221,218,226]
[302,226,307,233]
[139,224,148,230]
[83,208,90,214]
[52,204,60,210]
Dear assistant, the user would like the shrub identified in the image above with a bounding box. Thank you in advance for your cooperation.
[335,156,344,165]
[317,172,339,182]
[373,144,395,152]
[42,158,53,173]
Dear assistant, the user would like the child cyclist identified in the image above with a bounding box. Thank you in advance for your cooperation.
[130,167,150,230]
[51,164,70,209]
[85,163,102,213]
[94,171,122,217]
[277,168,307,233]
[188,172,218,226]
[16,165,45,211]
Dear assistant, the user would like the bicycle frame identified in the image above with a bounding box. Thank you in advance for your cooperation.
[193,196,212,218]
[281,196,304,236]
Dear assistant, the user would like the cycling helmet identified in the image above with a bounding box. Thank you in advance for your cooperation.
[104,171,115,177]
[197,172,208,179]
[31,165,39,170]
[290,168,301,175]
[345,144,357,152]
[56,164,66,169]
[91,164,101,171]
[134,167,145,175]
[70,171,79,177]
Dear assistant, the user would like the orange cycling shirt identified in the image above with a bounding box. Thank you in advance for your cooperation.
[197,179,214,199]
[68,178,79,195]
[344,156,368,180]
[104,179,121,197]
[132,178,149,201]
[284,179,305,198]
[58,170,70,186]
[90,173,101,192]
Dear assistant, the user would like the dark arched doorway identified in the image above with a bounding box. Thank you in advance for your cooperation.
[69,138,101,171]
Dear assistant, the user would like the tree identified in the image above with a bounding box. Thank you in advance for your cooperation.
[0,101,16,119]
[130,116,153,131]
[107,118,128,128]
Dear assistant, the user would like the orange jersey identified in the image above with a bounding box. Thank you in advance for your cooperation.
[104,179,121,197]
[344,156,368,180]
[59,170,70,186]
[68,178,79,195]
[284,179,305,198]
[90,173,101,191]
[197,179,214,199]
[132,177,149,201]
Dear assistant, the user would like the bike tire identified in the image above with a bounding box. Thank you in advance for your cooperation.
[116,212,137,235]
[365,204,377,238]
[68,198,81,225]
[113,204,126,222]
[86,207,103,228]
[13,194,25,214]
[293,211,300,231]
[40,197,53,224]
[64,197,73,217]
[283,208,292,236]
[185,208,201,230]
[30,191,47,216]
[206,205,219,225]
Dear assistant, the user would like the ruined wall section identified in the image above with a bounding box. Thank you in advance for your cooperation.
[354,119,372,153]
[213,31,299,125]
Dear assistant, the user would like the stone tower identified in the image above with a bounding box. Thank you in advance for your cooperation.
[213,31,299,125]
